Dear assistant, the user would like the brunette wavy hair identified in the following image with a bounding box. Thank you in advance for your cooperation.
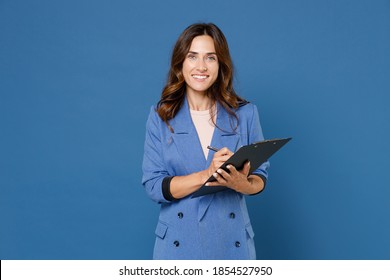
[157,23,247,132]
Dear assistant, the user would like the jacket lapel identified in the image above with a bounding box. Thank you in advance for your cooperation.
[206,102,240,164]
[170,98,206,175]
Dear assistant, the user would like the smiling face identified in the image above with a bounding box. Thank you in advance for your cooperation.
[182,35,219,97]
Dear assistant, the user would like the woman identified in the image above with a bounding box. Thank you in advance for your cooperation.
[142,23,269,259]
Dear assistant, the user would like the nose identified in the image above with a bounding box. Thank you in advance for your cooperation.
[196,58,207,72]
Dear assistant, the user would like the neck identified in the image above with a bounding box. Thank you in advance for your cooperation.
[186,92,213,111]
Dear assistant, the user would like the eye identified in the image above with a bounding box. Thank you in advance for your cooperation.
[206,55,217,61]
[187,54,197,61]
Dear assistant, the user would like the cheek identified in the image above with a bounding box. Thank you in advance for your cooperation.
[211,63,219,74]
[181,65,189,80]
[211,66,219,80]
[182,64,190,75]
[182,61,193,73]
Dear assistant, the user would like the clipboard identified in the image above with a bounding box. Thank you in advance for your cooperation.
[191,137,292,198]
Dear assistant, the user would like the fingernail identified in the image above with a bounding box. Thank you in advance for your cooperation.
[213,173,218,178]
[217,169,222,173]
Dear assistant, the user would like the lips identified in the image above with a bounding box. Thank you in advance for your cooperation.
[192,74,209,81]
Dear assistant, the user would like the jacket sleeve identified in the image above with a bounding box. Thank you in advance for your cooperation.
[248,104,270,181]
[141,107,172,204]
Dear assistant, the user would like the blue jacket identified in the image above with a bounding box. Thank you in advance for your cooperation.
[142,97,269,259]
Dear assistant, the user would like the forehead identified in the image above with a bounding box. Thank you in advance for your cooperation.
[189,35,216,53]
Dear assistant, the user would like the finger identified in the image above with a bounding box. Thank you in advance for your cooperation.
[213,155,231,164]
[219,155,232,162]
[216,168,231,180]
[216,147,233,157]
[241,161,251,176]
[213,172,227,185]
[226,164,238,175]
[212,156,232,169]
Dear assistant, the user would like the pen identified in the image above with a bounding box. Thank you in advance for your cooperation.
[207,145,219,152]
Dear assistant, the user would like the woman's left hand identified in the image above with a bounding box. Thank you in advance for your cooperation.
[205,161,261,194]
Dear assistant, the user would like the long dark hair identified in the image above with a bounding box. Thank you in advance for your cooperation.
[157,23,246,132]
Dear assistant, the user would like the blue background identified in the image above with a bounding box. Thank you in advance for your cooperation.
[1,0,389,259]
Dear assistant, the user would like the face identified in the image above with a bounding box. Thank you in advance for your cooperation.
[182,35,219,96]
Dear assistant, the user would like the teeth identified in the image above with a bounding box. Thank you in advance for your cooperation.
[192,75,207,79]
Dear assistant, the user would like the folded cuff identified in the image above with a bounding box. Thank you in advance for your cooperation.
[162,176,176,201]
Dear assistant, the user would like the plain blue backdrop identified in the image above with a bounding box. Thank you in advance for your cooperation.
[1,0,389,259]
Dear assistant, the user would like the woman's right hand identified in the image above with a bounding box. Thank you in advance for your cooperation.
[204,147,233,179]
[171,147,234,199]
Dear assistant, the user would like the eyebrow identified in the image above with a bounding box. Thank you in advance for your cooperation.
[188,51,217,55]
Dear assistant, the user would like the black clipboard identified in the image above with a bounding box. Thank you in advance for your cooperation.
[191,137,292,198]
